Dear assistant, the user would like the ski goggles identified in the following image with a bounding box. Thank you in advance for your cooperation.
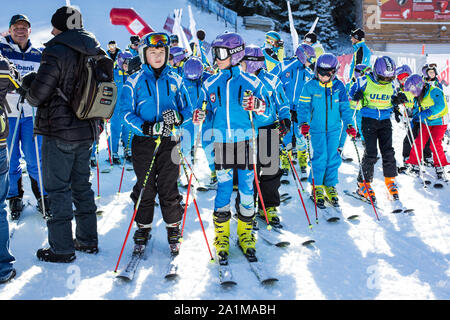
[317,67,336,78]
[424,63,437,69]
[169,50,186,61]
[212,45,244,61]
[377,75,395,84]
[143,33,170,48]
[243,55,265,62]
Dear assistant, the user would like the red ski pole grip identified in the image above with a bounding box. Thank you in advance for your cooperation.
[110,8,154,37]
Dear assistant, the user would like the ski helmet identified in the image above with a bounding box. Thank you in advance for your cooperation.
[354,64,371,78]
[139,32,171,66]
[242,45,265,74]
[296,43,316,65]
[422,63,438,80]
[170,34,179,44]
[265,30,281,47]
[314,53,339,81]
[117,51,134,70]
[183,56,204,80]
[169,46,187,65]
[373,56,396,84]
[404,74,425,97]
[211,32,245,66]
[395,64,413,82]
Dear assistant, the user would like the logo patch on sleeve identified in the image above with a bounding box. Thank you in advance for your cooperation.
[210,93,216,103]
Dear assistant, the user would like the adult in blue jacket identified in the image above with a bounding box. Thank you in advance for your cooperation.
[120,33,192,255]
[272,44,315,175]
[349,29,372,85]
[298,54,355,208]
[193,33,270,260]
[0,14,48,219]
[241,45,291,226]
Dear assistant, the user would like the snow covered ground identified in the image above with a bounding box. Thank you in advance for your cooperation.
[0,0,449,301]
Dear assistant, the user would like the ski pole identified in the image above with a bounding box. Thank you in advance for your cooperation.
[351,138,380,221]
[114,136,161,273]
[401,105,428,187]
[117,130,132,194]
[281,140,312,229]
[246,92,271,230]
[423,118,448,181]
[175,137,214,262]
[7,98,24,163]
[305,133,318,224]
[31,107,46,218]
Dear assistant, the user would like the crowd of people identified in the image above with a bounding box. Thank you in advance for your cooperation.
[0,5,447,284]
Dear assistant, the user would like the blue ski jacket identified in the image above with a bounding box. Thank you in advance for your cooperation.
[121,64,192,137]
[298,78,354,134]
[196,65,270,143]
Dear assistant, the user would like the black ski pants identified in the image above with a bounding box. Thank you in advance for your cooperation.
[131,136,183,226]
[358,117,397,183]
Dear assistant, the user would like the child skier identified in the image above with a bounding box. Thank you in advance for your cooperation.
[262,31,284,72]
[271,44,315,178]
[404,74,449,180]
[349,56,405,202]
[121,32,192,255]
[182,56,214,184]
[298,53,355,208]
[241,45,291,226]
[193,32,270,262]
[169,46,188,76]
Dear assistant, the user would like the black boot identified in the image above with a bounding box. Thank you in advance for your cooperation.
[112,153,121,165]
[74,239,99,254]
[36,248,76,263]
[133,226,151,254]
[8,197,24,220]
[37,196,51,219]
[90,157,96,168]
[167,222,181,256]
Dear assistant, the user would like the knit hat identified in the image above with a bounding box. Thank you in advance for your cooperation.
[51,6,83,32]
[304,32,317,44]
[351,28,365,41]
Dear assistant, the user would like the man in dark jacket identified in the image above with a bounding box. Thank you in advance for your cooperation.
[24,6,102,263]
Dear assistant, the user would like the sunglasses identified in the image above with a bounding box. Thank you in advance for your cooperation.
[143,33,170,48]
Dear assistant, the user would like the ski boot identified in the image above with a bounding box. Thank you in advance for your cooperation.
[408,164,420,176]
[213,209,231,263]
[90,157,96,168]
[237,214,257,261]
[385,177,399,201]
[37,196,52,219]
[166,222,181,256]
[133,225,152,254]
[8,197,24,221]
[259,206,281,228]
[324,186,339,207]
[208,170,218,190]
[112,152,121,165]
[311,185,326,209]
[280,149,290,176]
[424,157,434,167]
[36,248,76,263]
[357,182,376,203]
[298,150,308,174]
[435,167,448,182]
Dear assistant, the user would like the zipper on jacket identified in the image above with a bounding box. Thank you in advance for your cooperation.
[226,76,232,139]
[156,79,160,118]
[325,83,328,132]
[217,87,222,107]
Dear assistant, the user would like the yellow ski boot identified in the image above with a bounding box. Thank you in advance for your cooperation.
[237,215,257,261]
[213,210,230,261]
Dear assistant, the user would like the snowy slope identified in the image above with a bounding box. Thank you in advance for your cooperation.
[0,0,449,301]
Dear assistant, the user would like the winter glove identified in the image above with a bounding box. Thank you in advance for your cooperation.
[127,56,142,75]
[412,108,433,122]
[192,109,206,125]
[21,71,37,90]
[162,109,183,126]
[278,118,291,137]
[393,105,402,123]
[300,122,310,136]
[346,125,357,138]
[142,121,172,137]
[243,90,266,115]
[391,92,408,106]
[353,90,364,102]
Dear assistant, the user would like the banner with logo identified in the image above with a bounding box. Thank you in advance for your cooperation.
[379,0,450,22]
[337,54,354,84]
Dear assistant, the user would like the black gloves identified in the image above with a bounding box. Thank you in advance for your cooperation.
[391,92,408,106]
[21,71,37,90]
[162,109,183,126]
[142,121,172,137]
[393,105,402,123]
[278,118,291,137]
[353,91,364,102]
